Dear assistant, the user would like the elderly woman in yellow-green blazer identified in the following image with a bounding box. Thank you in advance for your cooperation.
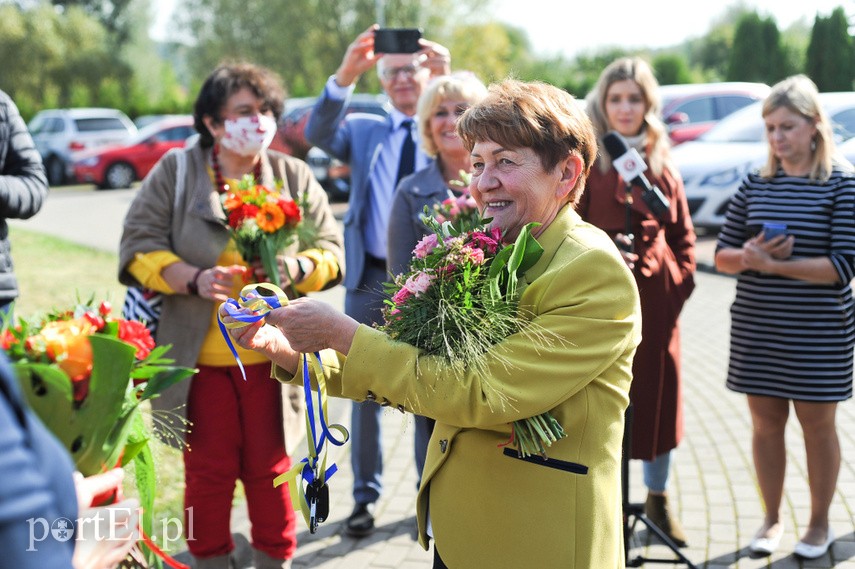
[221,79,642,568]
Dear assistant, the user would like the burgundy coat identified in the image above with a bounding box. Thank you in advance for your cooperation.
[579,161,696,460]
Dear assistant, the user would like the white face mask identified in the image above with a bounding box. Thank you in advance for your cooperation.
[220,114,277,156]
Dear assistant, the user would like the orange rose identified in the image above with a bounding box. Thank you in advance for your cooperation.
[39,319,95,382]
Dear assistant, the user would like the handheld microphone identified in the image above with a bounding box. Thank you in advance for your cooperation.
[602,131,671,219]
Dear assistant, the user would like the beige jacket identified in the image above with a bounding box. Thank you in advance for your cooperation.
[119,140,344,453]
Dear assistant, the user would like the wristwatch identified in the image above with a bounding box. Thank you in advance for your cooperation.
[295,256,310,282]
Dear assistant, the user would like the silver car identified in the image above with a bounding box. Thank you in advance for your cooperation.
[28,108,137,186]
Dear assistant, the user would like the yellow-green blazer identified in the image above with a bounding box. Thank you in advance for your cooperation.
[275,204,641,568]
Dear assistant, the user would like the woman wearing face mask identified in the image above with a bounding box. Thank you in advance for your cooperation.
[580,57,696,548]
[118,62,344,569]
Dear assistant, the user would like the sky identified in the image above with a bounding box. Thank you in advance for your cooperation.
[492,0,850,58]
[151,0,850,55]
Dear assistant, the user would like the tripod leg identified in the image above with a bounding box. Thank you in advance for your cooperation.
[628,511,698,568]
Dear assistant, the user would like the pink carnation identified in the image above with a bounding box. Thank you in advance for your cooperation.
[462,245,485,265]
[456,194,476,211]
[413,233,439,259]
[404,271,434,296]
[470,231,500,255]
[392,287,413,305]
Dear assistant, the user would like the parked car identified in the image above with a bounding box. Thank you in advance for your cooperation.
[72,115,195,189]
[270,94,390,200]
[838,135,855,167]
[133,113,190,129]
[659,82,770,146]
[28,108,138,186]
[674,92,855,228]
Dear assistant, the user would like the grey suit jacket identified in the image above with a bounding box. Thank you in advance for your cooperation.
[305,80,431,290]
[386,161,451,278]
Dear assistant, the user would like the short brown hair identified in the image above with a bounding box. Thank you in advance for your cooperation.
[457,79,597,202]
[193,62,287,148]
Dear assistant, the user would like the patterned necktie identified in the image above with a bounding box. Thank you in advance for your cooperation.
[396,119,415,186]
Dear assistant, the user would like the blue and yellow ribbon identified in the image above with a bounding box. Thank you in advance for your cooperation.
[217,284,349,531]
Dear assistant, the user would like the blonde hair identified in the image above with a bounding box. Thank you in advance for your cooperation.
[760,74,833,180]
[585,57,672,177]
[416,72,488,158]
[457,79,597,205]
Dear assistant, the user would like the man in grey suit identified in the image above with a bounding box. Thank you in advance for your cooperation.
[305,24,450,538]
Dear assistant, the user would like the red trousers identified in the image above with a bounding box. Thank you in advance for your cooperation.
[184,363,296,560]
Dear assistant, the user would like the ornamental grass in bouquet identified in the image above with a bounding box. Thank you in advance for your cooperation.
[1,298,196,567]
[220,175,310,291]
[378,216,566,458]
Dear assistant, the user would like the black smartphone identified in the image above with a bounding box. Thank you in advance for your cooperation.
[374,28,422,54]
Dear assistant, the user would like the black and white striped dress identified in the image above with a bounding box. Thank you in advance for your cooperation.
[716,168,855,401]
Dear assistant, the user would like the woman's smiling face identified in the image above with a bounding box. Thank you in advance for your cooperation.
[469,140,572,242]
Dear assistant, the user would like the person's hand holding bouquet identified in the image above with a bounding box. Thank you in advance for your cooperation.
[72,468,140,569]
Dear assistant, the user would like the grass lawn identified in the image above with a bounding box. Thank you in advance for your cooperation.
[9,226,191,553]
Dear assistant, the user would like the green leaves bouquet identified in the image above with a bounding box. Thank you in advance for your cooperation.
[2,299,196,566]
[379,216,566,458]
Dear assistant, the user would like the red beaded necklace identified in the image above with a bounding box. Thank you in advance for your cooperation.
[211,144,263,193]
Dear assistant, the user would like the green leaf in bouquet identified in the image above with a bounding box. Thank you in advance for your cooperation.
[259,236,283,289]
[16,334,137,475]
[15,362,74,413]
[139,367,197,402]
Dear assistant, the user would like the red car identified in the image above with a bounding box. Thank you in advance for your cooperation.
[73,115,195,189]
[659,82,770,145]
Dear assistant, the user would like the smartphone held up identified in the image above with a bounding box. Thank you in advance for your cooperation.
[374,28,422,53]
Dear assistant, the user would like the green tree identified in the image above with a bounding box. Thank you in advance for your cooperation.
[51,0,138,47]
[806,7,855,91]
[653,53,693,85]
[0,4,132,118]
[727,11,787,84]
[173,0,491,97]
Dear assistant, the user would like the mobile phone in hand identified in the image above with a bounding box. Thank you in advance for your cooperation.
[374,28,422,53]
[762,222,788,240]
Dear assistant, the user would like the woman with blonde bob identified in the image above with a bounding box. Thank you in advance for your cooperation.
[581,56,697,547]
[221,79,641,568]
[387,71,488,481]
[716,74,855,559]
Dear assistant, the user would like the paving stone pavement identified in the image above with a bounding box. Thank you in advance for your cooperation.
[192,237,855,568]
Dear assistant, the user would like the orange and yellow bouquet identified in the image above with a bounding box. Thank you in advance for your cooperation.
[1,298,196,565]
[221,175,303,288]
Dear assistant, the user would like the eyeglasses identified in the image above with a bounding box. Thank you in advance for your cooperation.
[381,65,422,81]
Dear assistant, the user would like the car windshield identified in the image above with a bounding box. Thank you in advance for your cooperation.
[697,102,764,143]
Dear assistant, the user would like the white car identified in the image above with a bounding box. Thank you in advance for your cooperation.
[838,135,855,166]
[28,108,137,186]
[674,92,855,229]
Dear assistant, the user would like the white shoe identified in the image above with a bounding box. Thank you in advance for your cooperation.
[749,526,784,556]
[794,528,835,559]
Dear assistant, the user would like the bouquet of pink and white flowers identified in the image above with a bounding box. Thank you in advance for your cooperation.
[427,170,481,233]
[380,216,566,458]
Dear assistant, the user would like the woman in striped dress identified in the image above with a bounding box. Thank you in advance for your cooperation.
[715,74,855,560]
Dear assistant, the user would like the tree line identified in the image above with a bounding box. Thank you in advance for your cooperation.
[0,0,852,122]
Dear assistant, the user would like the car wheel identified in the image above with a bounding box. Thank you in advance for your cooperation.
[45,156,66,186]
[103,162,136,189]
